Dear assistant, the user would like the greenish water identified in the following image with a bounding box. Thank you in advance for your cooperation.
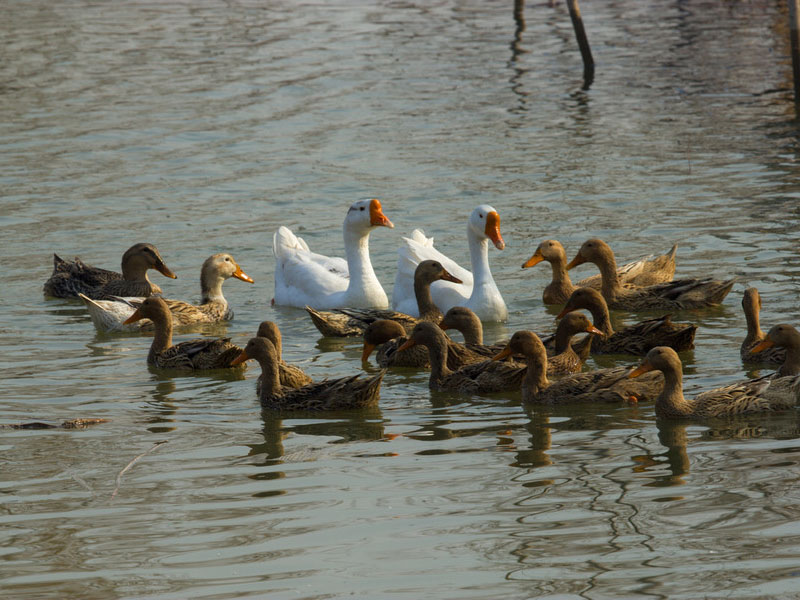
[3,1,800,598]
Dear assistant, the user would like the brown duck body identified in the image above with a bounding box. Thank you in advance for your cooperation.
[630,346,800,418]
[740,287,786,365]
[545,313,603,375]
[256,321,312,390]
[566,239,734,310]
[399,322,527,393]
[235,337,384,410]
[81,253,253,332]
[124,296,243,370]
[44,243,176,299]
[494,331,663,404]
[437,305,595,369]
[306,260,462,337]
[522,239,677,305]
[363,319,490,370]
[559,287,696,355]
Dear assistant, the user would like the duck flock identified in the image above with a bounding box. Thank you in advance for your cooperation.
[43,198,800,420]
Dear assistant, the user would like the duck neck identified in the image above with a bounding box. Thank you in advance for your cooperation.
[343,225,383,302]
[743,304,764,347]
[148,310,174,361]
[549,254,573,288]
[553,326,574,354]
[200,268,227,305]
[656,364,691,417]
[257,354,284,401]
[121,261,152,284]
[415,278,441,321]
[778,342,800,377]
[458,319,483,345]
[523,357,550,401]
[596,255,622,300]
[427,337,453,387]
[587,299,613,336]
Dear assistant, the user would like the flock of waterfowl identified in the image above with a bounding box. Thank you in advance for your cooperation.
[43,199,800,419]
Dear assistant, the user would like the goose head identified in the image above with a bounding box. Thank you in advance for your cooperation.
[469,205,504,250]
[345,198,394,232]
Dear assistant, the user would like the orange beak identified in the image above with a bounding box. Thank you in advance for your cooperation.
[230,349,251,366]
[628,360,654,379]
[485,211,504,250]
[154,261,178,279]
[397,338,416,352]
[751,339,775,353]
[522,249,544,269]
[123,308,144,325]
[369,199,394,228]
[556,306,574,319]
[232,265,254,283]
[566,252,586,271]
[361,342,376,362]
[439,268,462,284]
[586,324,605,336]
[492,345,514,361]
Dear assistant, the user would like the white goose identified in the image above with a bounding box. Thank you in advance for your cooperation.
[272,198,394,309]
[391,204,508,321]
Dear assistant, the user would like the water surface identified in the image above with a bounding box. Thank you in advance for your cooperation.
[3,1,800,598]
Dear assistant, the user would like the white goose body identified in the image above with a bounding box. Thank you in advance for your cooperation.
[272,199,394,309]
[391,205,507,322]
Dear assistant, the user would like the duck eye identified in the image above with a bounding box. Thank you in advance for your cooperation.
[479,214,484,219]
[360,206,365,211]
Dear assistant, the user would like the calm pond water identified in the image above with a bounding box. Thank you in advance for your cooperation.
[3,0,800,598]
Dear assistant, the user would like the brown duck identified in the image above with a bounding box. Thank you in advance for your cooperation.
[741,287,786,365]
[362,319,489,370]
[233,337,384,410]
[305,260,462,337]
[437,304,595,365]
[256,321,312,389]
[80,253,253,331]
[492,330,663,404]
[629,346,800,418]
[566,238,734,310]
[522,239,677,305]
[558,287,697,355]
[44,243,177,299]
[123,296,243,370]
[397,321,527,393]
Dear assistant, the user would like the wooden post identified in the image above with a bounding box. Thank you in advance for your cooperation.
[566,0,594,89]
[790,0,800,103]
